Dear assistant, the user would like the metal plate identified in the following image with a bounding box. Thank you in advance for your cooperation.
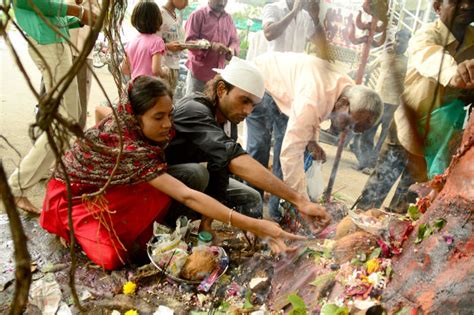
[181,40,211,50]
[147,236,228,285]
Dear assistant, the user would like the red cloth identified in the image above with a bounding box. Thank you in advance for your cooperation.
[41,179,171,270]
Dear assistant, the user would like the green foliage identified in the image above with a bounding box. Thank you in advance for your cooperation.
[415,223,433,244]
[310,272,337,290]
[287,293,307,315]
[320,303,349,315]
[323,246,333,259]
[351,252,367,266]
[232,5,263,21]
[393,306,412,315]
[217,300,231,312]
[243,290,253,309]
[238,30,249,59]
[236,0,267,8]
[434,218,447,230]
[415,218,447,244]
[369,247,382,260]
[407,204,421,221]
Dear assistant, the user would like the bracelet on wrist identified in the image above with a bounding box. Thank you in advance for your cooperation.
[227,209,233,227]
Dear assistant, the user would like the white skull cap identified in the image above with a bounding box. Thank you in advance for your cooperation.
[213,57,265,99]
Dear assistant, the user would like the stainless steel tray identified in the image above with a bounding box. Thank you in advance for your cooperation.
[147,236,228,285]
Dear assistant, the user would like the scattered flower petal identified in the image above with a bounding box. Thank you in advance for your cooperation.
[443,234,454,245]
[123,281,137,295]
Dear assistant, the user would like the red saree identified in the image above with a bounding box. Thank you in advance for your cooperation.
[40,78,173,270]
[41,179,171,270]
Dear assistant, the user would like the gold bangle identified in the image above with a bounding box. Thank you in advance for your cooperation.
[227,209,233,227]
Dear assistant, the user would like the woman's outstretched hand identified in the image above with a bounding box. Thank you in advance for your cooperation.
[249,220,307,254]
[297,200,331,234]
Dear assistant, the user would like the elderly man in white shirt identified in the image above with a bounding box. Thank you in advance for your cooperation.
[248,52,383,221]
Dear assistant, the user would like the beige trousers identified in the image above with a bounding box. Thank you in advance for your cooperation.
[8,41,80,196]
[74,57,92,128]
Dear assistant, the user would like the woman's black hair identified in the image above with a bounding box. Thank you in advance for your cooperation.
[131,1,163,34]
[129,76,172,116]
[204,74,235,106]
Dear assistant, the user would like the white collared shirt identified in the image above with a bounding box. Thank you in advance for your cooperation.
[262,0,315,53]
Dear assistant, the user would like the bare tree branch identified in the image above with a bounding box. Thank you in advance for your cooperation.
[1,0,131,311]
[0,162,32,315]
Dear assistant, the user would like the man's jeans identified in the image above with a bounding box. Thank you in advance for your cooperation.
[357,143,416,212]
[166,163,262,225]
[227,177,262,218]
[246,93,289,221]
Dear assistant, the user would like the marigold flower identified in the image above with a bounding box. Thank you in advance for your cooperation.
[366,258,381,274]
[123,281,137,295]
[124,310,139,315]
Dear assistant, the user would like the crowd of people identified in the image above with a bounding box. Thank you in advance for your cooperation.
[7,0,473,270]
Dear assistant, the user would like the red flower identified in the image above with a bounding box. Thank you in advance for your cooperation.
[416,197,431,214]
[430,174,446,192]
[377,239,391,258]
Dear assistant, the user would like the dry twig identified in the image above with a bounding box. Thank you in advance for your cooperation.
[0,162,32,315]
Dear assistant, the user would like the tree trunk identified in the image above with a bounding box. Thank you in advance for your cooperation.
[382,114,474,313]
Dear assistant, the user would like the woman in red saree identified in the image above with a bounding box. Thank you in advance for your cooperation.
[40,76,303,270]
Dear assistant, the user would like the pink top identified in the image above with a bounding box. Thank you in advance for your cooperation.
[184,5,240,82]
[254,52,353,199]
[125,33,166,79]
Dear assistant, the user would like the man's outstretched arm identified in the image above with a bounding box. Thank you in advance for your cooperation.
[228,154,330,230]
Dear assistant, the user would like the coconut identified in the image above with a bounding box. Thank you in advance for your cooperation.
[333,231,378,264]
[335,216,358,240]
[180,249,217,281]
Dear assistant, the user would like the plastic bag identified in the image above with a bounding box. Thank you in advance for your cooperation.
[305,154,324,202]
[150,216,190,276]
[418,99,466,179]
[156,248,189,277]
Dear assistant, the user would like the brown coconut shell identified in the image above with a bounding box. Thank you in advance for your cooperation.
[333,231,378,264]
[180,250,217,281]
[335,216,358,240]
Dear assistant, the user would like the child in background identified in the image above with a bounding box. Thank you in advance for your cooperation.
[122,1,168,80]
[159,0,188,92]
